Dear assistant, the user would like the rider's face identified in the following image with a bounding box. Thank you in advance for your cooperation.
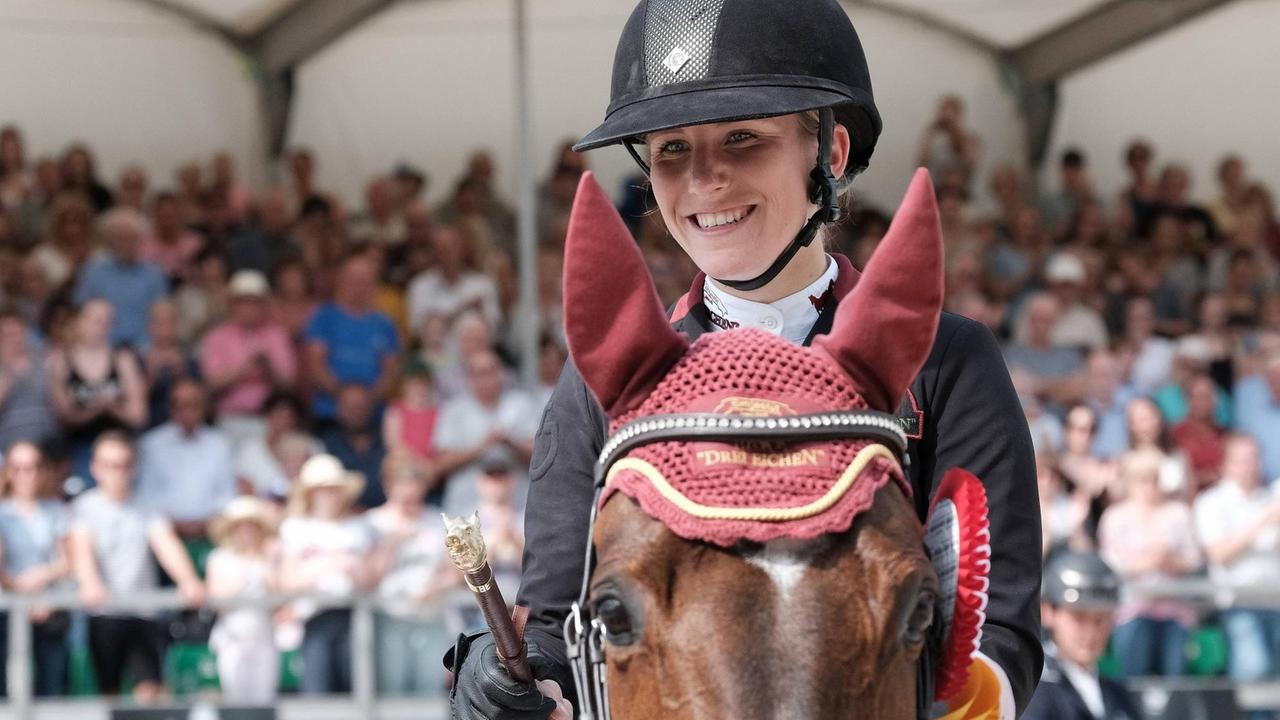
[647,114,848,283]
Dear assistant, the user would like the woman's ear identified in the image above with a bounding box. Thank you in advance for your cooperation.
[830,122,852,179]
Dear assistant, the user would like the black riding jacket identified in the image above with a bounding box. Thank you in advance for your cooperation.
[516,264,1044,714]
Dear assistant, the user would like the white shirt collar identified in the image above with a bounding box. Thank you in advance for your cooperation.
[702,255,838,345]
[1058,656,1106,719]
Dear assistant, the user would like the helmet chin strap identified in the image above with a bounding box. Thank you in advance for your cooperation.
[621,108,846,293]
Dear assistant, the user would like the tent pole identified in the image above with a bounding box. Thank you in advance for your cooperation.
[513,0,540,389]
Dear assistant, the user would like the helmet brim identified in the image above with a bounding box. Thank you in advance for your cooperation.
[574,83,873,153]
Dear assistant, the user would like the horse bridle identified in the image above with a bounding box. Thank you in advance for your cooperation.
[564,409,917,720]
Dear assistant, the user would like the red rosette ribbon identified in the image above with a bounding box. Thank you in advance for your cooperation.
[923,468,992,702]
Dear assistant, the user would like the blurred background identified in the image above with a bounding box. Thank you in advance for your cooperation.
[0,0,1277,718]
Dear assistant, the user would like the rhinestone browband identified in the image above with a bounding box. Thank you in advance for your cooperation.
[595,410,908,481]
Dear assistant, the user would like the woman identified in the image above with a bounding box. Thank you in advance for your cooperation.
[46,299,147,483]
[448,2,1042,719]
[0,441,72,696]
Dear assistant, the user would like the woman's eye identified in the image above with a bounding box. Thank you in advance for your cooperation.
[654,140,687,157]
[726,131,755,143]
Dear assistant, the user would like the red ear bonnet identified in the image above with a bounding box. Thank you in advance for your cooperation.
[812,169,944,412]
[562,172,689,417]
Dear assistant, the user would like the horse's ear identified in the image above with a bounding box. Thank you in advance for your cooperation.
[812,169,943,413]
[563,172,689,417]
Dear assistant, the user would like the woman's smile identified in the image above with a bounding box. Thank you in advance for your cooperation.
[688,205,756,233]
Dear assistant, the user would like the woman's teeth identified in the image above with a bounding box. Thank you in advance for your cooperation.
[695,207,749,229]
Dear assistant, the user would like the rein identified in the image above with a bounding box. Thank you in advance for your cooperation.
[565,409,909,720]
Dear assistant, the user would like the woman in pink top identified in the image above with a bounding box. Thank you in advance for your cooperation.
[139,193,204,281]
[382,360,439,494]
[1098,447,1202,677]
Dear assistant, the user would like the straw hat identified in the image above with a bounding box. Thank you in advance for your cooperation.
[292,454,365,508]
[209,496,278,545]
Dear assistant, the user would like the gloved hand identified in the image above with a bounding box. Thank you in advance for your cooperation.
[447,632,572,720]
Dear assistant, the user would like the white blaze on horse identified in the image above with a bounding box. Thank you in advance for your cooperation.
[559,170,997,720]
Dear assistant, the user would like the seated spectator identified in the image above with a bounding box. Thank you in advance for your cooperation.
[1146,208,1204,337]
[135,379,237,540]
[1098,448,1200,677]
[1188,291,1239,393]
[31,192,94,287]
[114,165,147,212]
[202,270,297,443]
[1039,147,1096,239]
[206,496,280,705]
[69,431,205,701]
[140,192,203,281]
[1117,296,1174,395]
[304,252,401,423]
[349,176,404,247]
[278,454,376,696]
[139,298,198,429]
[433,310,500,403]
[1024,551,1141,720]
[1156,335,1233,427]
[1039,453,1089,557]
[434,349,536,518]
[474,454,524,588]
[1235,347,1280,482]
[534,334,567,412]
[228,189,298,277]
[366,454,455,696]
[322,384,387,509]
[236,392,320,499]
[0,441,71,696]
[174,249,230,347]
[72,208,168,349]
[1171,373,1227,493]
[1123,396,1191,496]
[1194,435,1280,696]
[210,152,252,224]
[60,145,112,212]
[1057,405,1119,521]
[268,259,318,342]
[1080,350,1136,461]
[1040,252,1108,351]
[47,299,147,485]
[0,307,57,453]
[1003,293,1085,411]
[405,225,501,332]
[382,359,438,480]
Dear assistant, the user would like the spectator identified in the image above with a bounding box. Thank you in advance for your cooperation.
[1171,373,1227,494]
[0,307,57,452]
[0,441,71,696]
[12,254,55,329]
[534,334,567,412]
[1040,252,1108,352]
[1039,453,1087,557]
[433,348,536,518]
[11,156,60,251]
[59,144,112,212]
[1146,208,1203,336]
[31,192,95,288]
[1188,291,1238,393]
[174,248,230,346]
[366,454,455,696]
[350,176,404,247]
[1057,404,1118,517]
[134,379,237,540]
[1194,435,1280,700]
[47,299,147,483]
[1120,138,1158,227]
[295,195,343,296]
[304,252,401,422]
[1117,296,1175,395]
[433,310,499,403]
[201,270,297,442]
[406,225,501,332]
[382,359,438,480]
[173,162,206,228]
[269,259,318,342]
[391,163,427,211]
[114,165,148,213]
[139,298,198,428]
[1003,293,1085,409]
[284,147,319,214]
[1098,448,1200,677]
[69,431,205,701]
[210,152,252,224]
[228,188,299,276]
[1154,335,1232,428]
[0,125,31,211]
[473,455,524,593]
[916,95,980,193]
[235,392,320,499]
[278,454,376,696]
[1040,148,1095,238]
[1154,163,1217,244]
[140,192,203,281]
[322,384,387,509]
[1234,348,1280,482]
[206,496,280,705]
[72,208,168,349]
[1208,154,1249,239]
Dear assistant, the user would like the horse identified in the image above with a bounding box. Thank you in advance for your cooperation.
[557,169,990,720]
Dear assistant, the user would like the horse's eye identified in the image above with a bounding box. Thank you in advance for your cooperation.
[594,596,636,646]
[903,590,936,645]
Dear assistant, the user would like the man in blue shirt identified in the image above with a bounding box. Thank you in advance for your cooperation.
[1235,349,1280,482]
[73,208,168,349]
[304,251,400,422]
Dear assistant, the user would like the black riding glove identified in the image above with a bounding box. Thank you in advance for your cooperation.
[447,631,563,720]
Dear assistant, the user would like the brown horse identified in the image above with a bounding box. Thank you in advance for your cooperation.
[559,169,965,720]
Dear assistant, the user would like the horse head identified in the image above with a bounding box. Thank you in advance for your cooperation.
[562,169,951,720]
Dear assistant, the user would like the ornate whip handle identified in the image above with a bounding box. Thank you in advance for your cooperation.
[443,511,533,684]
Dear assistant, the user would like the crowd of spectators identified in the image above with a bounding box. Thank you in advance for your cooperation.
[0,93,1277,702]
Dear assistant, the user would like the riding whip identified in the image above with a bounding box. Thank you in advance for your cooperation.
[442,511,533,683]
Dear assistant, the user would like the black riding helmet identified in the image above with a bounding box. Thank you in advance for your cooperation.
[1043,550,1122,611]
[574,0,882,291]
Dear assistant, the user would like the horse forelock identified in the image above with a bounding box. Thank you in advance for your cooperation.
[600,328,911,548]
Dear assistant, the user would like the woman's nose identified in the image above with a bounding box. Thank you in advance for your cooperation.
[688,146,730,196]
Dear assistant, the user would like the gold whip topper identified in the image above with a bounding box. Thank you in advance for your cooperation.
[442,511,532,683]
